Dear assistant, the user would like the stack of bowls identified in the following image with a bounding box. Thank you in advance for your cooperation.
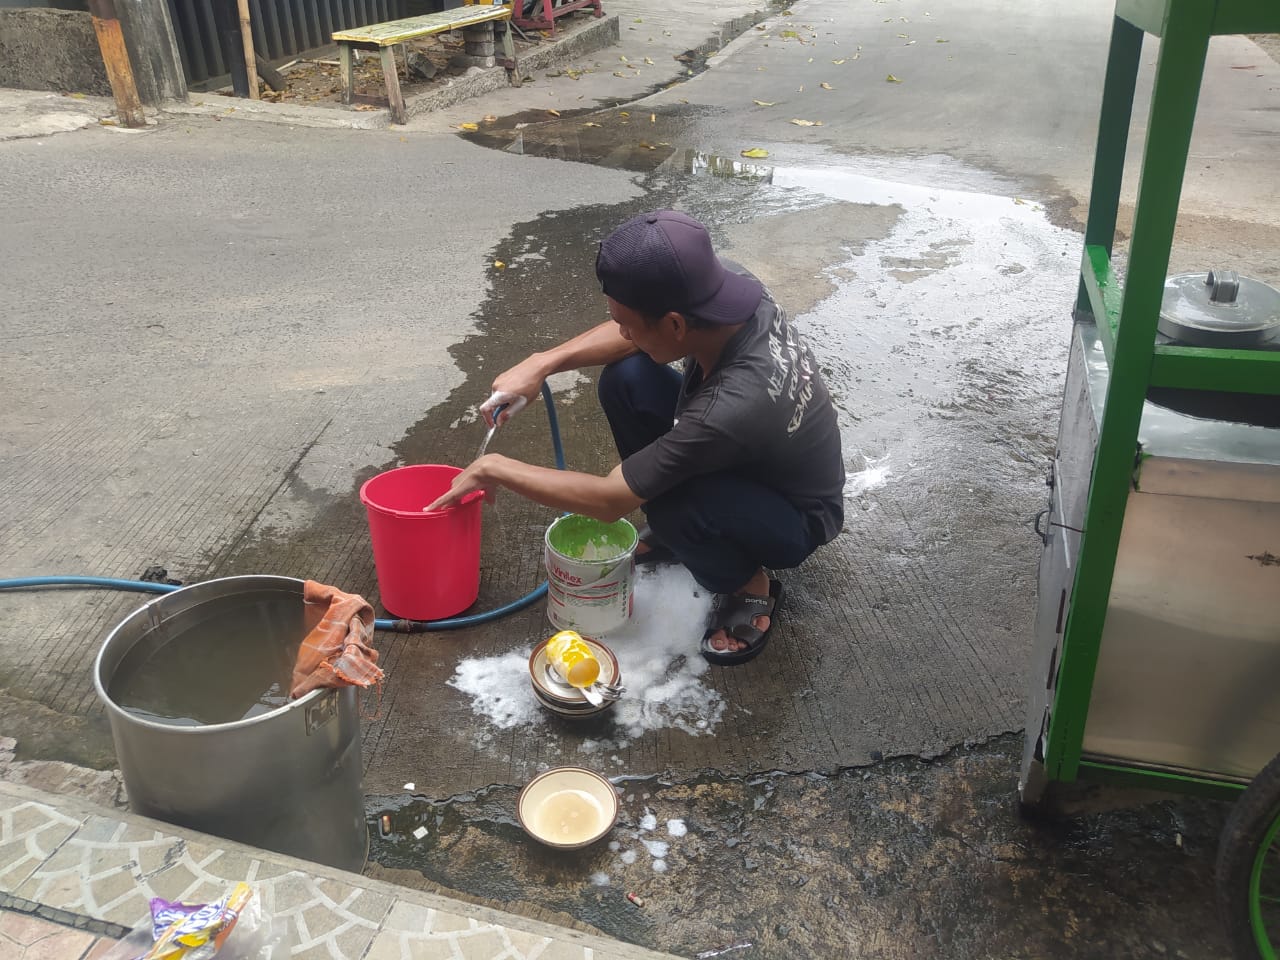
[528,636,622,718]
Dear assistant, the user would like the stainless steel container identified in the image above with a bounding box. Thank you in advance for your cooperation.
[94,576,368,872]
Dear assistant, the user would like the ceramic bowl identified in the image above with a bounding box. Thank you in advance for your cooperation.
[516,767,620,849]
[528,636,620,704]
[532,685,615,718]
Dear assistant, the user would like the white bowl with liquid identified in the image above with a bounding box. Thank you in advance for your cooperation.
[517,767,620,849]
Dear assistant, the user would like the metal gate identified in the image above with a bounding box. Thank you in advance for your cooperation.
[168,0,405,85]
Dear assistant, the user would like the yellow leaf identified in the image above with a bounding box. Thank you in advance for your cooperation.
[70,92,87,99]
[547,108,561,116]
[1013,198,1027,205]
[798,84,804,92]
[483,115,497,122]
[897,33,909,38]
[583,121,601,127]
[752,99,776,106]
[935,38,949,43]
[613,71,627,78]
[494,260,507,269]
[885,74,902,83]
[400,136,407,142]
[820,82,833,90]
[638,141,657,150]
[780,29,799,39]
[459,122,479,130]
[619,55,629,62]
[633,16,642,21]
[741,147,770,158]
[678,98,689,104]
[808,57,814,63]
[789,118,823,126]
[781,7,793,14]
[644,57,654,65]
[619,111,630,117]
[650,112,656,123]
[832,58,846,64]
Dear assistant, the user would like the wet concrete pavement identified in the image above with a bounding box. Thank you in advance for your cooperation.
[1,0,1278,955]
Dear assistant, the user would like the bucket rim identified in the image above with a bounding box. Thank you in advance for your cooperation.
[92,574,333,735]
[359,464,484,519]
[543,514,639,562]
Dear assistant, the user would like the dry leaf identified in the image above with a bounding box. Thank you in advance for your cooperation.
[583,121,601,127]
[741,147,770,158]
[354,104,378,111]
[832,58,846,64]
[619,111,630,117]
[886,74,902,83]
[820,82,833,90]
[789,118,823,126]
[753,99,776,106]
[905,39,916,45]
[459,121,479,130]
[633,16,642,21]
[897,33,909,38]
[547,108,561,116]
[679,98,689,104]
[798,84,805,92]
[613,71,627,78]
[494,260,507,269]
[638,141,657,150]
[781,29,800,38]
[1013,198,1027,205]
[650,112,656,122]
[644,57,654,65]
[483,115,497,122]
[620,55,629,62]
[808,57,814,62]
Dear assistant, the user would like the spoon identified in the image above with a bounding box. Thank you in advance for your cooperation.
[542,664,624,704]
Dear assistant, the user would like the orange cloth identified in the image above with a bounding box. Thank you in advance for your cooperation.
[290,580,384,699]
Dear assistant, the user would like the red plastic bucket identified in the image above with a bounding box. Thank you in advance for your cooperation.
[359,464,483,620]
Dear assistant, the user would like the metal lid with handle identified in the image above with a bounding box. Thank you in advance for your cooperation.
[1157,269,1280,348]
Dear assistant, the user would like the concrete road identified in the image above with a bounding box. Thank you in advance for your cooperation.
[1,0,1278,955]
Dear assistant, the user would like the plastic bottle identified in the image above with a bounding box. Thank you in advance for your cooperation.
[546,630,601,688]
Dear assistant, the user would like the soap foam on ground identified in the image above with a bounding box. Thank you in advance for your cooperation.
[448,565,722,740]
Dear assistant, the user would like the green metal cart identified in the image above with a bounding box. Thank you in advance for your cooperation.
[1018,0,1280,956]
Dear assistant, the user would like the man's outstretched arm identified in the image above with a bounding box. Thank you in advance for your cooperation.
[424,456,642,523]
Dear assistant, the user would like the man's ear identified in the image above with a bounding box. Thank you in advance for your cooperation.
[665,311,689,339]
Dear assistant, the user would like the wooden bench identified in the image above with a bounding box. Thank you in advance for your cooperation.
[332,3,521,124]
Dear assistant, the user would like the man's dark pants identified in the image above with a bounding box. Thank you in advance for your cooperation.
[597,354,817,595]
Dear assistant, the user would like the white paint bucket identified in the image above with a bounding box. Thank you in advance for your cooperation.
[544,515,638,636]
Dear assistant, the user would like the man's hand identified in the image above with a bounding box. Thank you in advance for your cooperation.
[482,354,552,427]
[424,455,503,512]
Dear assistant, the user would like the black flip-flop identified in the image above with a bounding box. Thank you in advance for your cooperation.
[699,579,784,666]
[635,523,677,567]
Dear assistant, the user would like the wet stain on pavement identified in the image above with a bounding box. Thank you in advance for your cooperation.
[366,735,1232,959]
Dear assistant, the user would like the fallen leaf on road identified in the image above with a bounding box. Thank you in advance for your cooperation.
[619,110,631,117]
[613,71,627,77]
[753,99,776,106]
[905,39,916,45]
[808,57,814,62]
[886,74,902,83]
[620,55,629,62]
[494,260,507,269]
[789,118,823,126]
[741,147,770,158]
[644,57,654,65]
[459,121,479,129]
[483,114,497,122]
[820,82,833,90]
[936,38,950,43]
[1013,198,1027,205]
[798,84,805,92]
[650,112,656,122]
[781,30,800,39]
[633,16,642,22]
[355,104,379,111]
[832,58,846,64]
[584,121,601,127]
[1231,64,1258,69]
[679,98,689,104]
[638,141,657,150]
[547,108,561,116]
[898,33,909,38]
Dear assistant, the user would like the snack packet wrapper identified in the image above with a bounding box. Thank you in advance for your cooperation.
[142,882,252,959]
[100,882,288,960]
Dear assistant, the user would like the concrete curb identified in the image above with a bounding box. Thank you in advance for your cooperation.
[0,779,681,959]
[161,14,622,131]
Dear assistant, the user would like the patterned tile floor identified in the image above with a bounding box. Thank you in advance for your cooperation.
[0,782,672,960]
[0,912,116,959]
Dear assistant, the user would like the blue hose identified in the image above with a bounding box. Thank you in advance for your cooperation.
[0,384,566,633]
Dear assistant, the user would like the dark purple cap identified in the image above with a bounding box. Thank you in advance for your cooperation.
[595,210,763,325]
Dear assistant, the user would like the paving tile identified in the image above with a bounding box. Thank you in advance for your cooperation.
[0,914,95,960]
[431,911,487,935]
[0,803,84,894]
[452,929,508,960]
[364,929,462,960]
[84,939,124,959]
[381,899,433,933]
[528,941,590,960]
[504,928,553,959]
[0,913,53,946]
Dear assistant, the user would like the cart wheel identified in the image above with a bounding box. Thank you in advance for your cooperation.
[1217,751,1280,959]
